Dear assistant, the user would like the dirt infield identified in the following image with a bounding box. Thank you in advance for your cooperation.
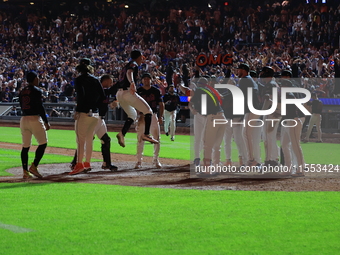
[1,121,340,191]
[2,142,340,192]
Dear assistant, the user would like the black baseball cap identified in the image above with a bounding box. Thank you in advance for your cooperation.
[142,73,152,79]
[261,66,274,77]
[26,71,38,83]
[237,63,250,73]
[280,79,293,87]
[281,70,292,77]
[79,58,91,65]
[249,70,257,78]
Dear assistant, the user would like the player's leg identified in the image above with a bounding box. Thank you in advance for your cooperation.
[20,116,32,178]
[116,90,137,147]
[135,114,145,169]
[193,113,206,166]
[280,125,292,167]
[232,118,248,165]
[30,116,48,178]
[170,110,176,141]
[223,119,233,166]
[128,93,156,142]
[289,118,305,176]
[164,110,170,135]
[212,114,226,166]
[316,114,322,142]
[304,114,316,142]
[151,114,161,168]
[84,115,99,166]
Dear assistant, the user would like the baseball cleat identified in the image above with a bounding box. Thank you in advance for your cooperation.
[70,163,76,170]
[116,132,125,147]
[102,164,118,172]
[29,163,43,179]
[142,134,159,144]
[83,162,92,173]
[23,170,33,180]
[316,140,323,143]
[153,159,162,169]
[171,136,175,141]
[165,132,169,136]
[134,162,142,169]
[69,163,85,175]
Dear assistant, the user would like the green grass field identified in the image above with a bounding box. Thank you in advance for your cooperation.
[1,127,340,254]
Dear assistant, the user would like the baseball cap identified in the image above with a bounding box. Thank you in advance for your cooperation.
[26,71,38,83]
[79,58,91,65]
[141,73,152,79]
[249,70,257,78]
[280,79,293,87]
[281,70,292,77]
[260,66,274,77]
[237,63,250,73]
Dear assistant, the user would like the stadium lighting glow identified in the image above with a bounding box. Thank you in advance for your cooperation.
[30,2,34,5]
[208,3,212,8]
[124,4,129,8]
[107,0,112,2]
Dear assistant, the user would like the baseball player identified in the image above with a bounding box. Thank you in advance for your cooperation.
[70,74,118,172]
[259,66,281,167]
[190,77,226,176]
[303,93,323,143]
[236,63,261,167]
[116,50,158,147]
[69,58,105,175]
[135,73,164,169]
[279,79,305,177]
[163,85,180,141]
[19,71,50,179]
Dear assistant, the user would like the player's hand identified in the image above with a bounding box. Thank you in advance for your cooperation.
[158,117,163,125]
[109,100,119,109]
[130,82,136,94]
[45,122,51,131]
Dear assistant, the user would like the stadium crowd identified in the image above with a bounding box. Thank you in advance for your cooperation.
[1,0,340,103]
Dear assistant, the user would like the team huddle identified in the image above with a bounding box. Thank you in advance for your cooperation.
[18,50,322,179]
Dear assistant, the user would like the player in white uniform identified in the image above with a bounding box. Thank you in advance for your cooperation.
[236,64,262,167]
[116,50,158,147]
[19,71,50,179]
[279,79,306,177]
[303,93,323,143]
[163,85,180,141]
[135,73,164,169]
[259,66,281,167]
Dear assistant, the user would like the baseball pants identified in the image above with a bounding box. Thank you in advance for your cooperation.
[75,112,99,163]
[281,118,305,168]
[20,116,48,147]
[203,112,226,166]
[263,114,281,162]
[232,117,248,164]
[305,113,322,141]
[243,113,261,163]
[116,89,152,121]
[164,109,177,137]
[136,113,160,162]
[223,119,233,160]
[194,113,206,159]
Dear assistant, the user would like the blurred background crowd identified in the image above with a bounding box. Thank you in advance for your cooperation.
[1,0,340,103]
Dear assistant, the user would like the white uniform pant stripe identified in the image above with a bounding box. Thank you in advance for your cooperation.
[164,110,177,137]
